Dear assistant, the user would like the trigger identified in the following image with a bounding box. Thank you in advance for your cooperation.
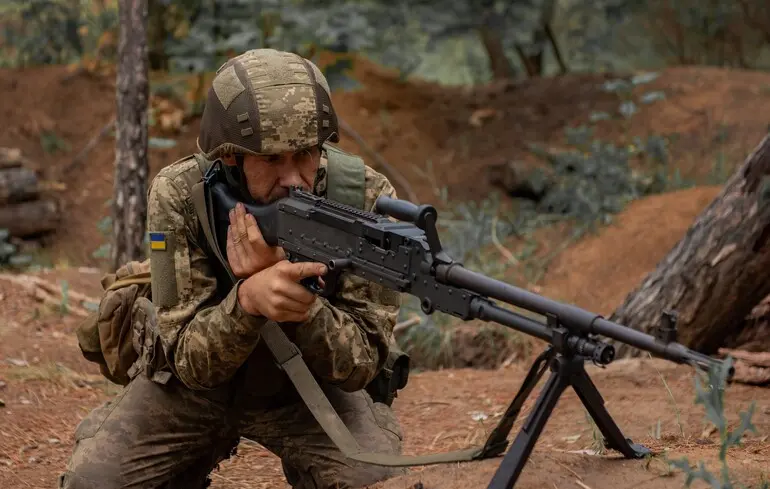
[300,276,323,295]
[300,275,337,298]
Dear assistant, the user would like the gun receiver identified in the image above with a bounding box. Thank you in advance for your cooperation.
[209,181,733,489]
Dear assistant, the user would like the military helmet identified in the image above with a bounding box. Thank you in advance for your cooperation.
[197,48,339,160]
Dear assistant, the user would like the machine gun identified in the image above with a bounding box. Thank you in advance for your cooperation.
[205,172,733,489]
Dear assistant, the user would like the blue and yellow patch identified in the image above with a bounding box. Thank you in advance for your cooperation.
[149,232,167,251]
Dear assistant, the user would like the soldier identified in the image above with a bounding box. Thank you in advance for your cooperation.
[59,48,407,489]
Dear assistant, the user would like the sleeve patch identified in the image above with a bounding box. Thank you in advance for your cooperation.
[149,232,167,251]
[150,231,179,307]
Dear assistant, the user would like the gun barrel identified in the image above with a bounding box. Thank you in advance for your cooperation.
[438,263,728,372]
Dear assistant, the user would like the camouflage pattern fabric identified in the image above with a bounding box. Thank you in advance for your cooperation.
[57,373,404,489]
[198,48,340,161]
[58,153,406,488]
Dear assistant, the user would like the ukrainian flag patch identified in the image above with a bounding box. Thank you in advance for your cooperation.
[149,232,167,251]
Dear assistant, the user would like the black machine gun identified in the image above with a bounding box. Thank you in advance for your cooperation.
[206,174,733,489]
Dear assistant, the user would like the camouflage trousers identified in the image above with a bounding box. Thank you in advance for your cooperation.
[57,372,406,489]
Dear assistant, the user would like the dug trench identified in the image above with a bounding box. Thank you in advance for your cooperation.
[1,59,770,488]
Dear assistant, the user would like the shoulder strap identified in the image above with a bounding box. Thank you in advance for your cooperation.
[188,153,237,285]
[323,142,366,210]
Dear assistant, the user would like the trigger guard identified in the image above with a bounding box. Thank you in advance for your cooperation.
[300,275,336,298]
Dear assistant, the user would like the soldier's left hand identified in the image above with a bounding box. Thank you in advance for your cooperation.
[227,202,285,278]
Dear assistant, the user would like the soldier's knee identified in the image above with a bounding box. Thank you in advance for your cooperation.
[58,465,122,489]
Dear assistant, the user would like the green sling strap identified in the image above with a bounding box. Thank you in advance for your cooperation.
[187,147,517,467]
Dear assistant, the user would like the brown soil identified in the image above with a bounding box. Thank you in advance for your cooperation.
[1,59,770,488]
[1,276,768,489]
[538,185,723,315]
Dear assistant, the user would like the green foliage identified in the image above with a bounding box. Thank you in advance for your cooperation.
[0,228,34,269]
[559,0,770,72]
[161,0,422,88]
[158,0,558,87]
[0,0,117,68]
[667,357,766,489]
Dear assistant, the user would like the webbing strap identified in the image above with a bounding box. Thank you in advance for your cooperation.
[260,320,528,467]
[191,180,237,284]
[107,274,151,291]
[324,143,366,210]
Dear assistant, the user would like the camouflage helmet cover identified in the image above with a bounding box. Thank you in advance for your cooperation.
[197,48,339,160]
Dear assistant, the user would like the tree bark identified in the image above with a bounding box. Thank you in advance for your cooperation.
[609,135,770,357]
[113,0,149,270]
[0,167,38,204]
[478,27,515,80]
[0,200,60,237]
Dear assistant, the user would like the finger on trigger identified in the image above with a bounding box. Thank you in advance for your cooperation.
[290,261,328,281]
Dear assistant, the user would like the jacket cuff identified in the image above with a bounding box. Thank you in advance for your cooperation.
[223,279,266,336]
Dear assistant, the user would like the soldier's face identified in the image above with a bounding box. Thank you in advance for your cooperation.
[236,147,320,203]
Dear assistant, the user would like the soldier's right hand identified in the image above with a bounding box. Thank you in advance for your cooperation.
[237,260,328,323]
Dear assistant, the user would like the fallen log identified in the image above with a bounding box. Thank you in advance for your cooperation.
[0,147,35,170]
[719,349,770,385]
[0,199,60,238]
[609,134,770,357]
[0,167,39,204]
[0,273,99,317]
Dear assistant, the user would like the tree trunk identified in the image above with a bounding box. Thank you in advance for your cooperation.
[610,135,770,358]
[147,0,168,71]
[478,27,514,80]
[0,200,60,237]
[113,0,149,270]
[0,167,38,204]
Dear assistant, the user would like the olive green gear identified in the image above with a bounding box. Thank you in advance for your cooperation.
[197,48,340,160]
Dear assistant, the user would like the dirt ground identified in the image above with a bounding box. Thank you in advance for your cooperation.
[1,59,770,488]
[1,275,768,489]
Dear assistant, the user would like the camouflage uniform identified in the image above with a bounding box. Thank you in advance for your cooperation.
[59,49,407,489]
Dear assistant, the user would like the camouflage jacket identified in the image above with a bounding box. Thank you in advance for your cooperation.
[145,153,401,400]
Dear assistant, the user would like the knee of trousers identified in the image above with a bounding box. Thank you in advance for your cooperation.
[58,464,123,489]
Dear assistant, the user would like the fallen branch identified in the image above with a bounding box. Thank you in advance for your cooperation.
[337,116,419,203]
[731,362,770,386]
[491,212,519,266]
[393,315,422,334]
[0,273,99,317]
[717,348,770,386]
[60,118,116,176]
[719,348,770,367]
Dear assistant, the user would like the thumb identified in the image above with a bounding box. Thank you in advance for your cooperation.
[287,261,328,281]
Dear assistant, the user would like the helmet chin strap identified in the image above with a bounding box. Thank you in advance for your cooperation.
[222,153,256,204]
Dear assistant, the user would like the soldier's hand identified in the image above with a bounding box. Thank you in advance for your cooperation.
[227,202,285,278]
[237,260,327,323]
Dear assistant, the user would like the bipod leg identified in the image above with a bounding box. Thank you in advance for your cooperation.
[485,354,570,489]
[570,360,651,458]
[476,347,555,458]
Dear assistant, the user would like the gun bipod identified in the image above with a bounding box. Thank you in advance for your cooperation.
[485,329,652,489]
